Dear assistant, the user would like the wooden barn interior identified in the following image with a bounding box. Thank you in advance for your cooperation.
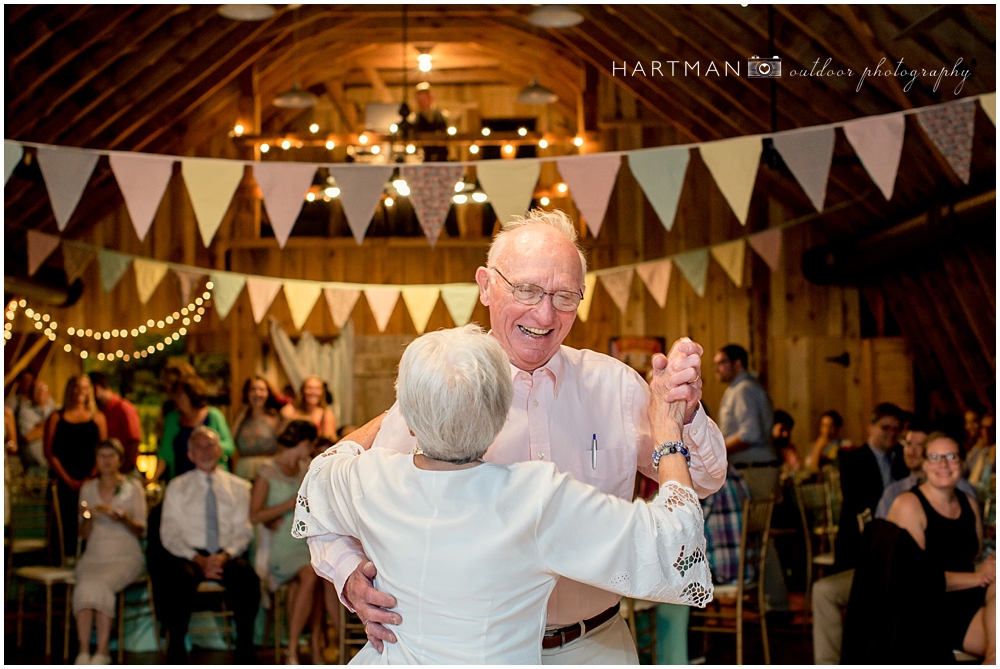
[4,3,997,665]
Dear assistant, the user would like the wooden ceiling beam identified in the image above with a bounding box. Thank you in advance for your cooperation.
[8,5,94,70]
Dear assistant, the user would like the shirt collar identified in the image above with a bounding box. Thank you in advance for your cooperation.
[497,338,565,398]
[730,371,751,386]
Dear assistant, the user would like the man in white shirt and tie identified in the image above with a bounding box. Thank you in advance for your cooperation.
[159,426,259,663]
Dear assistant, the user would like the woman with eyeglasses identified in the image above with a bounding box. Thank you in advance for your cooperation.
[887,431,995,663]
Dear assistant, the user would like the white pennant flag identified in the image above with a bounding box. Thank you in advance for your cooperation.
[109,153,175,241]
[476,160,541,225]
[556,154,622,237]
[627,147,690,231]
[245,277,283,324]
[365,287,400,333]
[636,259,672,308]
[699,136,762,225]
[36,146,100,230]
[209,271,247,321]
[5,141,23,184]
[440,284,481,327]
[254,162,317,247]
[773,128,835,212]
[843,114,906,201]
[328,165,395,245]
[323,288,361,329]
[181,158,245,246]
[133,259,169,304]
[401,286,441,334]
[283,280,322,331]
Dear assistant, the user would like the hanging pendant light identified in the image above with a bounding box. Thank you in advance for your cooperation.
[218,4,276,21]
[517,79,558,105]
[527,5,584,28]
[273,82,317,109]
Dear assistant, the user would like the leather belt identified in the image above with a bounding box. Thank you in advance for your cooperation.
[542,603,620,650]
[733,461,782,469]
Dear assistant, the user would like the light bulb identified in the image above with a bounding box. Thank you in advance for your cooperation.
[454,181,465,193]
[574,136,584,147]
[306,192,316,202]
[540,197,550,206]
[197,307,205,315]
[517,127,527,136]
[68,327,76,335]
[472,192,488,203]
[309,123,319,133]
[417,53,432,73]
[481,128,491,137]
[85,329,93,337]
[325,140,335,150]
[156,343,164,351]
[41,313,50,322]
[111,329,119,337]
[165,316,174,325]
[371,145,380,154]
[146,319,155,327]
[64,344,72,353]
[384,197,394,208]
[469,145,479,155]
[193,314,202,322]
[156,320,165,329]
[80,351,88,359]
[206,281,214,290]
[234,124,245,136]
[325,187,340,198]
[97,352,106,361]
[389,124,398,134]
[260,143,270,153]
[138,325,146,333]
[131,329,138,337]
[447,127,457,136]
[281,139,291,150]
[392,179,407,190]
[183,317,191,326]
[195,298,203,306]
[556,182,568,194]
[503,144,514,154]
[94,331,102,339]
[406,144,415,154]
[453,194,468,204]
[359,134,369,145]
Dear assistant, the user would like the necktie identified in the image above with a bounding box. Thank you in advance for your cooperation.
[205,475,220,554]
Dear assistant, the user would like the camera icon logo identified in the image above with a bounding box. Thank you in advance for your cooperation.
[748,56,782,78]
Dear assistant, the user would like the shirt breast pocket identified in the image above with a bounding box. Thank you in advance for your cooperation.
[570,447,634,496]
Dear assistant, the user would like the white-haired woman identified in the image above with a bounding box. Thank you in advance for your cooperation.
[294,325,712,664]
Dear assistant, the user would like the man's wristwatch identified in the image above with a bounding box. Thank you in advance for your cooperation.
[652,441,691,468]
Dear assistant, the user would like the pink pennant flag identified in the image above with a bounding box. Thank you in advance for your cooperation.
[843,114,906,201]
[599,268,634,314]
[636,259,672,309]
[556,154,622,237]
[245,277,284,324]
[402,165,464,247]
[174,269,205,306]
[748,228,782,272]
[364,287,400,333]
[253,162,317,248]
[109,153,175,241]
[328,165,395,245]
[916,101,976,185]
[323,288,361,329]
[36,146,100,230]
[26,230,61,276]
[62,243,95,284]
[772,127,835,212]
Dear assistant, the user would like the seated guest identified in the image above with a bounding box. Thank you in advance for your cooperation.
[887,432,996,663]
[73,439,147,665]
[89,372,142,475]
[156,374,234,481]
[702,465,754,585]
[805,410,851,472]
[280,376,337,439]
[773,410,800,483]
[231,375,283,481]
[159,427,259,663]
[250,420,325,664]
[294,325,713,664]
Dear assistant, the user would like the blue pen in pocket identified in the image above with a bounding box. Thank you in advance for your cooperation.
[591,433,597,469]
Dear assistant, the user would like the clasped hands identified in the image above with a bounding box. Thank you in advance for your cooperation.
[650,337,704,426]
[193,551,230,580]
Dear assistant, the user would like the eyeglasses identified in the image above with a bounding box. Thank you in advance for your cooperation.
[926,452,960,464]
[490,268,583,313]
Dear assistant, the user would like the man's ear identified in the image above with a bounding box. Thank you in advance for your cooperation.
[475,267,491,307]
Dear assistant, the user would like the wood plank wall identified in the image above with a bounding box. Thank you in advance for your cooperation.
[19,74,919,457]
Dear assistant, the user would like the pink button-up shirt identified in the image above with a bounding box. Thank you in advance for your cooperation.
[307,346,727,626]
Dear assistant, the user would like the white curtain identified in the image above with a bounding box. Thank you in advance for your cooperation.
[268,318,354,429]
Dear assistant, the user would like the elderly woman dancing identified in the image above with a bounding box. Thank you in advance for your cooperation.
[294,325,712,664]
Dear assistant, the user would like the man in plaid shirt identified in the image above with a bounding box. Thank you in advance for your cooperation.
[702,465,755,584]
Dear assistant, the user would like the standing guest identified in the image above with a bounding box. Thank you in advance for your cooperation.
[16,380,56,472]
[887,432,996,663]
[73,440,147,665]
[159,427,259,664]
[156,374,234,481]
[5,368,36,412]
[89,372,142,475]
[702,465,755,586]
[44,375,107,557]
[230,375,283,481]
[251,420,325,664]
[280,376,336,439]
[805,410,851,473]
[316,209,726,663]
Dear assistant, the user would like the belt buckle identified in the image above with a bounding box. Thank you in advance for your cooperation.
[560,629,567,647]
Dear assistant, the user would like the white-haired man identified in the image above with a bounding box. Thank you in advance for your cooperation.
[312,209,727,663]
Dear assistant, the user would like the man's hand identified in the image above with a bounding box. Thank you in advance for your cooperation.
[194,553,227,580]
[651,337,704,425]
[344,560,400,653]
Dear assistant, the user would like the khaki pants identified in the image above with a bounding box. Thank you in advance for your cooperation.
[812,569,854,664]
[541,613,639,665]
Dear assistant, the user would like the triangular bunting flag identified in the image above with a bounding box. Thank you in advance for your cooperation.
[26,230,61,276]
[174,269,205,306]
[5,141,23,184]
[576,273,598,322]
[181,158,245,246]
[364,287,400,333]
[323,288,361,329]
[402,165,464,247]
[556,154,622,237]
[245,277,283,324]
[981,92,996,126]
[476,159,541,225]
[627,147,690,231]
[843,114,905,201]
[710,239,746,287]
[98,250,133,294]
[749,228,782,272]
[109,152,174,241]
[699,136,762,226]
[253,162,317,247]
[636,259,672,309]
[62,243,95,284]
[401,286,441,334]
[328,165,395,245]
[283,280,322,331]
[599,268,634,314]
[36,146,100,230]
[440,284,480,327]
[133,259,169,304]
[673,249,710,297]
[773,127,835,212]
[916,101,976,185]
[208,272,246,321]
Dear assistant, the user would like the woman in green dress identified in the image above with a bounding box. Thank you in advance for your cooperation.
[250,420,322,664]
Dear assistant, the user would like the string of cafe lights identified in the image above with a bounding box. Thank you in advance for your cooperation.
[4,284,214,363]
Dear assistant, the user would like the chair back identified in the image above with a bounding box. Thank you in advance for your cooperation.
[795,480,837,562]
[856,508,873,534]
[820,464,842,523]
[7,476,56,561]
[736,497,774,595]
